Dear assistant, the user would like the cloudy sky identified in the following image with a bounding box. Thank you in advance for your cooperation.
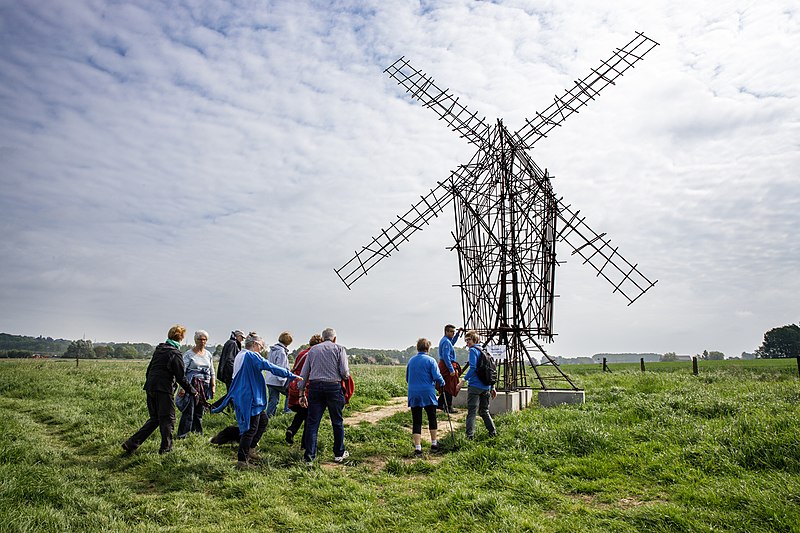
[1,0,797,358]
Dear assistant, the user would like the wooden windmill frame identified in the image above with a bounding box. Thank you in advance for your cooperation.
[336,32,659,390]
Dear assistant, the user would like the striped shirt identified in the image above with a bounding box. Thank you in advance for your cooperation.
[298,340,349,390]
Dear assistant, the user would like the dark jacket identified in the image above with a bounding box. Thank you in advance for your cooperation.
[217,333,241,384]
[143,342,195,395]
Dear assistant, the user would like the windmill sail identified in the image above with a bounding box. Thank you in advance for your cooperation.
[385,57,492,147]
[514,32,659,149]
[334,176,458,289]
[556,198,658,305]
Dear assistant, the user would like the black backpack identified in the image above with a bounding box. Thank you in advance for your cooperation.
[475,345,497,386]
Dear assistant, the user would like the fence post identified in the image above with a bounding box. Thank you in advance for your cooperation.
[640,357,646,372]
[692,356,699,376]
[602,357,610,373]
[796,356,800,378]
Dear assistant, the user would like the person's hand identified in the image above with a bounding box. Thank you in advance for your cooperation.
[177,389,185,397]
[450,371,457,377]
[491,389,497,400]
[294,376,303,382]
[299,396,308,408]
[460,379,468,387]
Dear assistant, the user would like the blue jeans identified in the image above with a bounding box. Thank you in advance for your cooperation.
[266,385,284,418]
[177,381,211,437]
[466,386,496,438]
[304,381,345,462]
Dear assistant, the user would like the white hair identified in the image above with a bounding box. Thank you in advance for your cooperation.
[321,327,336,341]
[194,330,209,342]
[245,334,264,350]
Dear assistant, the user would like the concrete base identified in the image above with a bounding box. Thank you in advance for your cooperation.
[450,388,535,414]
[537,389,585,407]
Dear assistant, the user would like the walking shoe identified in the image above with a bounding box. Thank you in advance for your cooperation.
[285,429,294,445]
[334,450,350,463]
[446,408,459,414]
[414,448,423,456]
[430,443,440,453]
[121,441,136,454]
[236,460,254,470]
[248,449,262,461]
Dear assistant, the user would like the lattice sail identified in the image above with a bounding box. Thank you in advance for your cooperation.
[385,57,492,147]
[335,177,458,289]
[556,199,658,305]
[514,32,659,148]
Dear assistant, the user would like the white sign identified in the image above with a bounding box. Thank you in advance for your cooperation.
[486,344,507,361]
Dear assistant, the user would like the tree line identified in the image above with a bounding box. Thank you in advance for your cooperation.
[5,323,797,362]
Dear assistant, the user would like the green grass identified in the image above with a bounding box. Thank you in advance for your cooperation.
[0,359,798,532]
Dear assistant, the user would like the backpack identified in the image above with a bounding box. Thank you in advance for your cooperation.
[475,345,497,386]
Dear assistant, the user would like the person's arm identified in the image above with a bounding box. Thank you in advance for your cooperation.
[462,347,478,384]
[432,359,445,388]
[339,346,350,380]
[440,339,455,374]
[171,351,196,396]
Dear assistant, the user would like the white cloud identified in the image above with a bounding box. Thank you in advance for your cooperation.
[0,0,798,359]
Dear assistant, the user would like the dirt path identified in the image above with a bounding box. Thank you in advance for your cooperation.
[344,396,465,442]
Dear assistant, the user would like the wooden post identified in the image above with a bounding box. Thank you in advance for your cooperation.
[640,357,645,372]
[602,357,610,373]
[796,356,800,378]
[692,356,698,375]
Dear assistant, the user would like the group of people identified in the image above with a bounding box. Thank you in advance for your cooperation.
[122,325,351,468]
[122,322,497,466]
[407,324,497,455]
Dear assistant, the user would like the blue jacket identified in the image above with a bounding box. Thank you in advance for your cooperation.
[212,350,299,432]
[406,353,446,408]
[438,332,460,374]
[463,344,492,391]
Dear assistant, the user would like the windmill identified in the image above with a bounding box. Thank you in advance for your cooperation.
[335,32,659,391]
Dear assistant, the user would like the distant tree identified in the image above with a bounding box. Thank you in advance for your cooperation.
[0,349,33,358]
[741,351,756,360]
[660,352,678,362]
[93,345,111,359]
[756,324,800,359]
[113,344,138,359]
[65,339,94,359]
[706,350,725,360]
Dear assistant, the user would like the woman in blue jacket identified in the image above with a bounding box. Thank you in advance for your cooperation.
[213,333,301,468]
[406,338,445,455]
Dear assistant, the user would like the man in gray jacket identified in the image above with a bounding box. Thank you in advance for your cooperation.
[298,327,350,465]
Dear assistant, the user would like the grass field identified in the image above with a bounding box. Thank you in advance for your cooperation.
[0,358,798,532]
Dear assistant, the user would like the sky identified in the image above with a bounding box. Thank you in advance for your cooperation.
[0,0,798,358]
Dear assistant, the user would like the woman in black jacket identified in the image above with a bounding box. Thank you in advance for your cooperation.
[122,325,196,454]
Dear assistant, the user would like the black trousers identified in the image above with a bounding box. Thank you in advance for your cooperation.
[238,412,267,462]
[411,405,438,434]
[126,391,175,453]
[287,406,308,449]
[438,390,453,410]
